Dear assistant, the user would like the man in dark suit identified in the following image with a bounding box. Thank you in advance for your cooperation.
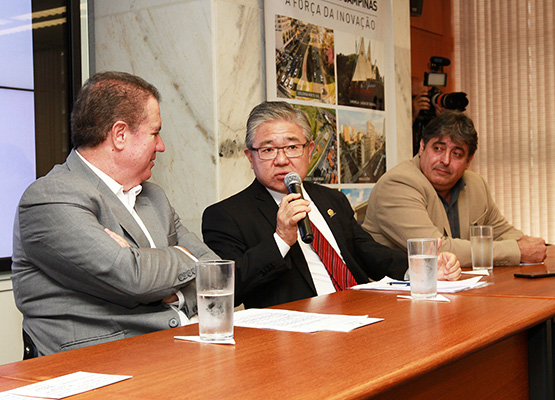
[202,101,460,309]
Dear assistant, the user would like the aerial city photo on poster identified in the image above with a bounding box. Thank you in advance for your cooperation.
[292,104,339,184]
[336,33,385,110]
[275,15,336,104]
[338,108,385,183]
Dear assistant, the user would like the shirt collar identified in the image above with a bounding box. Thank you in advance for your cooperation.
[75,150,142,207]
[441,177,466,207]
[267,188,286,205]
[266,186,311,206]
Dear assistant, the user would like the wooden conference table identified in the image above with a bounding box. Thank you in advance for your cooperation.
[460,260,555,299]
[1,266,555,400]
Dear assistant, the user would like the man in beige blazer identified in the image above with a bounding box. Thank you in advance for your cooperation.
[363,110,546,267]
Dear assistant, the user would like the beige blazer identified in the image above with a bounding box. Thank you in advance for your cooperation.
[362,156,522,267]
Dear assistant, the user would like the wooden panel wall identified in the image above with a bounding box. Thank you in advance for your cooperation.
[410,0,454,93]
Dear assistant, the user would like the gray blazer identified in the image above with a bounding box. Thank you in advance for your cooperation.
[11,150,218,355]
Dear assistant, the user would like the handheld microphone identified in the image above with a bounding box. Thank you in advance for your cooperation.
[284,172,314,244]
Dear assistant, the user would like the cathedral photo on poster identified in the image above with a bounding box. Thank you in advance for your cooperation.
[336,33,385,110]
[338,109,385,184]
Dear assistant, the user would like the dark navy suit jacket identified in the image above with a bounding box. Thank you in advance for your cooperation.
[202,179,407,308]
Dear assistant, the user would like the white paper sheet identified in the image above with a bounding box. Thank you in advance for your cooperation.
[397,294,451,302]
[0,393,49,400]
[174,336,235,345]
[352,276,484,293]
[233,308,383,333]
[4,372,131,399]
[461,269,490,276]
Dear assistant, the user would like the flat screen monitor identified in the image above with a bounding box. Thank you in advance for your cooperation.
[0,0,81,272]
[0,1,36,269]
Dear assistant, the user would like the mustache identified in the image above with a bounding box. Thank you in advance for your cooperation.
[434,165,451,173]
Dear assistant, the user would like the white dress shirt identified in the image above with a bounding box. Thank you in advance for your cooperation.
[75,150,195,325]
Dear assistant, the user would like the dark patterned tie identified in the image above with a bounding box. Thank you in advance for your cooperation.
[310,222,357,291]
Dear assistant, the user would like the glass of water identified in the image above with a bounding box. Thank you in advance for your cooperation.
[195,260,235,341]
[470,225,493,271]
[407,238,438,299]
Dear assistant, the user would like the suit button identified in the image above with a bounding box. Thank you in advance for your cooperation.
[178,273,186,281]
[169,318,179,328]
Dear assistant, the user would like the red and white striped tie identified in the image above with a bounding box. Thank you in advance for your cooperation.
[310,222,357,291]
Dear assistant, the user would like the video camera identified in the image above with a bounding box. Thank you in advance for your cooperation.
[418,56,469,125]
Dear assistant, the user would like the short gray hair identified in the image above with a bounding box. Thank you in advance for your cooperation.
[245,101,312,148]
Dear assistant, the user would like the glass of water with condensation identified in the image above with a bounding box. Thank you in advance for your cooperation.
[196,260,235,341]
[470,225,493,271]
[407,238,438,299]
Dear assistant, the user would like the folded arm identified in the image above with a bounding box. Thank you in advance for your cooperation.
[16,181,212,309]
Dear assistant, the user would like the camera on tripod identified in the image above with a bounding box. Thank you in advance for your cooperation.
[418,56,469,125]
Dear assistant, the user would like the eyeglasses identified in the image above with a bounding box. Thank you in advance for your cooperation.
[250,142,310,160]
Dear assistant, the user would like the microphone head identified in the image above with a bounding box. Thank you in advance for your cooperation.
[284,172,302,188]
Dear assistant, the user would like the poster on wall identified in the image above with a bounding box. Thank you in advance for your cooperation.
[264,0,394,211]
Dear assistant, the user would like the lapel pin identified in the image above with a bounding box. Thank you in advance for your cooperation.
[327,209,336,218]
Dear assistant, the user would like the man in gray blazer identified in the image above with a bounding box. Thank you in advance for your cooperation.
[11,71,218,357]
[363,110,546,267]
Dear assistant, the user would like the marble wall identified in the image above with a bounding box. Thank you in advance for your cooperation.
[92,0,412,236]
